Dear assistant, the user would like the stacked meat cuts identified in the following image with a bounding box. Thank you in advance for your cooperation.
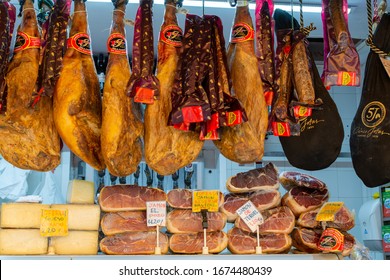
[101,0,143,177]
[99,184,169,254]
[167,189,228,254]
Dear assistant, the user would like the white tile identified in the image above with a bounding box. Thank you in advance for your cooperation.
[338,169,365,198]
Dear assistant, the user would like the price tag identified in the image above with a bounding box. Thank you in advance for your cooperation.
[315,202,344,222]
[380,56,390,78]
[192,190,220,212]
[236,201,264,233]
[146,201,166,227]
[40,209,68,237]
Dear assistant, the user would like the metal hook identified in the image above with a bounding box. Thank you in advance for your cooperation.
[228,0,237,7]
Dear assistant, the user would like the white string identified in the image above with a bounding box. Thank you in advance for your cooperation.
[73,10,87,14]
[124,19,135,27]
[113,9,125,15]
[22,8,36,12]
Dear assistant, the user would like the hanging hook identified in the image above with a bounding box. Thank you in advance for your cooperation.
[228,0,237,7]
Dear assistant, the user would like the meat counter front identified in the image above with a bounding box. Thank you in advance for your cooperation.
[0,165,356,259]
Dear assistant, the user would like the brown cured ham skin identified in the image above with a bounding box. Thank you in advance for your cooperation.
[0,0,60,171]
[144,2,203,175]
[101,0,143,176]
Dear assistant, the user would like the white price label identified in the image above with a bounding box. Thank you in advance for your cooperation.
[236,201,264,233]
[146,201,166,227]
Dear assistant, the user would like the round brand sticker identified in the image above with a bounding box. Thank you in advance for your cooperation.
[107,33,127,55]
[361,101,386,128]
[14,32,40,52]
[231,22,254,43]
[160,25,183,47]
[67,33,91,55]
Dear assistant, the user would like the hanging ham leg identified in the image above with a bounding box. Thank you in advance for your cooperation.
[213,4,268,163]
[0,0,60,171]
[101,0,143,176]
[144,0,203,175]
[54,0,104,170]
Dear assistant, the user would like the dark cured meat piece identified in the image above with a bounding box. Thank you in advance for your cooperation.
[278,171,327,191]
[126,0,159,104]
[291,227,322,253]
[169,231,228,254]
[33,0,71,104]
[350,13,390,187]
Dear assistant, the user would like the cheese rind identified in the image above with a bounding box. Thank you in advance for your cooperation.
[0,229,48,255]
[0,203,51,229]
[51,231,99,255]
[51,204,100,231]
[66,180,95,204]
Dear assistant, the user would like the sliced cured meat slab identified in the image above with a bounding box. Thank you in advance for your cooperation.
[98,185,167,212]
[235,206,295,234]
[166,209,227,233]
[169,231,228,254]
[297,206,355,231]
[342,232,356,257]
[167,189,224,210]
[100,211,156,236]
[220,190,281,223]
[278,171,327,191]
[226,163,279,193]
[227,227,292,254]
[101,0,143,177]
[100,231,168,255]
[282,186,329,217]
[291,227,322,253]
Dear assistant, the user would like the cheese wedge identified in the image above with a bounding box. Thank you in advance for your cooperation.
[0,203,50,229]
[51,204,100,231]
[51,231,99,255]
[67,180,95,204]
[0,229,48,255]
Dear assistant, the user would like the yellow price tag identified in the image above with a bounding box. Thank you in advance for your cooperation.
[40,209,68,237]
[192,190,219,212]
[315,202,344,222]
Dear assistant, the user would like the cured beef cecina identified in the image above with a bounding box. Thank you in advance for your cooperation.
[0,0,60,171]
[54,0,104,170]
[213,3,268,163]
[101,0,143,176]
[144,0,203,175]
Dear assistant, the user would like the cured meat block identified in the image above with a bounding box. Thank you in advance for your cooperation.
[54,0,104,171]
[227,227,292,254]
[0,0,61,171]
[169,231,228,254]
[291,227,322,253]
[297,206,355,231]
[167,189,224,210]
[144,1,203,176]
[282,186,329,217]
[213,3,268,163]
[220,190,281,222]
[235,206,295,234]
[166,209,227,233]
[226,163,279,193]
[101,211,156,236]
[100,231,168,255]
[98,185,167,212]
[101,0,143,177]
[278,171,327,191]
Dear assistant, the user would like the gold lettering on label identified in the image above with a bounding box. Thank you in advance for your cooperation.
[299,117,325,132]
[353,126,390,138]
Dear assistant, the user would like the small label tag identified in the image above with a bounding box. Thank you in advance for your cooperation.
[316,202,344,222]
[264,91,274,106]
[14,32,40,52]
[40,209,68,237]
[236,201,264,233]
[272,121,291,137]
[134,87,155,104]
[231,22,255,43]
[67,33,91,55]
[192,190,220,212]
[146,201,166,227]
[337,71,357,86]
[380,56,390,78]
[317,228,344,252]
[182,106,204,123]
[107,33,127,55]
[160,25,183,47]
[227,110,243,126]
[293,106,312,118]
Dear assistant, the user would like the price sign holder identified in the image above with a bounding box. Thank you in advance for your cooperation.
[40,209,68,237]
[236,201,264,254]
[146,201,167,255]
[201,209,209,255]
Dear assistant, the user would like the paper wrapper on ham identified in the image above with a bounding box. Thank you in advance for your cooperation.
[227,227,292,254]
[226,163,279,193]
[169,231,228,254]
[100,231,168,255]
[98,185,167,212]
[166,209,227,233]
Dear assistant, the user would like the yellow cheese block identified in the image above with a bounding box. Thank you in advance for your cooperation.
[0,203,51,229]
[51,231,99,255]
[51,204,100,231]
[67,180,95,204]
[0,229,48,255]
